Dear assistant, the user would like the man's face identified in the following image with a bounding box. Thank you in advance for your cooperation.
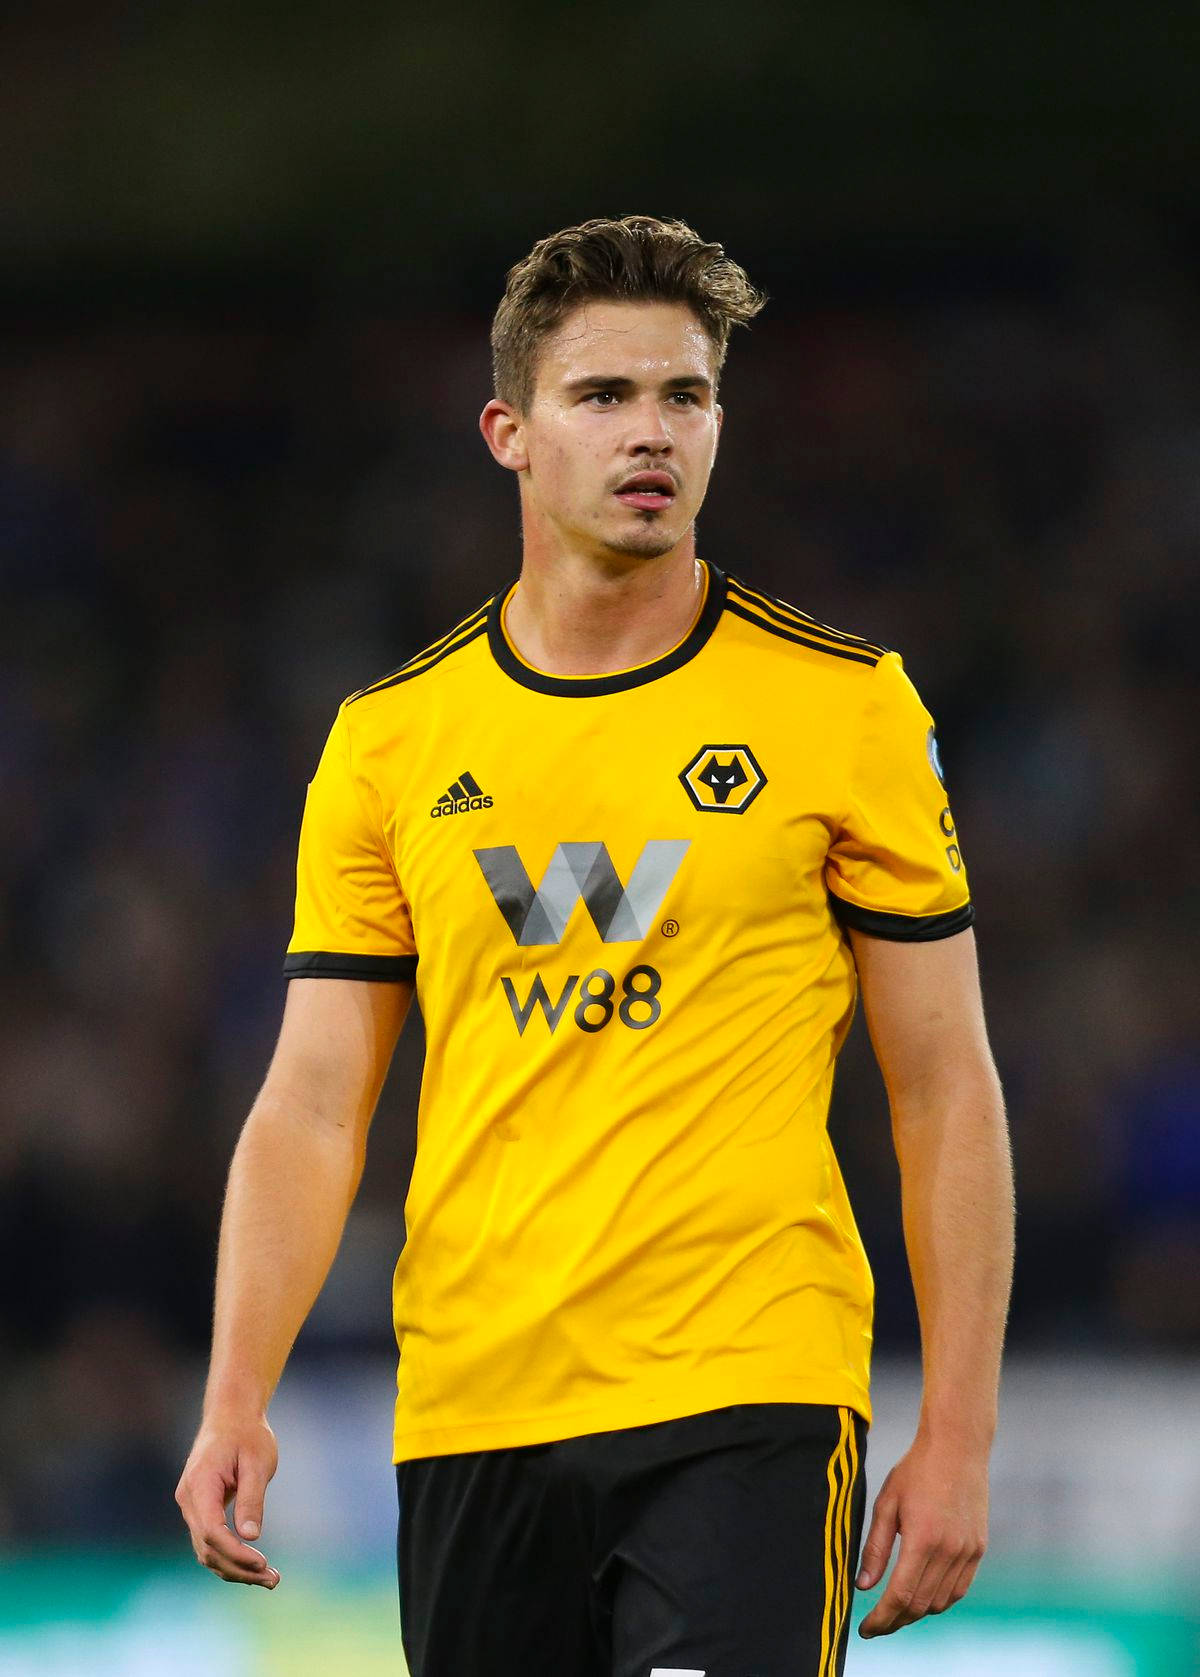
[517,300,723,561]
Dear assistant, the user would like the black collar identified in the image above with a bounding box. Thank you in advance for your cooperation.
[487,561,727,698]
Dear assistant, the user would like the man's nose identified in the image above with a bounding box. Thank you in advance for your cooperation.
[625,395,673,454]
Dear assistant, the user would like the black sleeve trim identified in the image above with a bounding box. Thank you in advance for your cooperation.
[829,896,975,942]
[283,951,417,981]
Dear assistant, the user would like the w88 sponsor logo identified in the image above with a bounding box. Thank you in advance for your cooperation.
[501,965,663,1036]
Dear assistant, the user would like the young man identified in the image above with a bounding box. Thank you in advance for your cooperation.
[177,216,1014,1676]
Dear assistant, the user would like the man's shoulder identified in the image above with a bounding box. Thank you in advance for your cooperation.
[719,571,891,680]
[342,593,497,720]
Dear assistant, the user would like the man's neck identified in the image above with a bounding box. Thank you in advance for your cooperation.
[503,546,706,678]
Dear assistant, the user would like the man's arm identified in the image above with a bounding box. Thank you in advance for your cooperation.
[175,975,412,1588]
[848,926,1014,1639]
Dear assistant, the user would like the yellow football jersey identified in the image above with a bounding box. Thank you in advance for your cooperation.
[285,563,973,1461]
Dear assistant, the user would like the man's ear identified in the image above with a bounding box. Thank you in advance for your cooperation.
[480,399,528,472]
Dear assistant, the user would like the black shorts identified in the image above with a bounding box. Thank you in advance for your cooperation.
[396,1402,867,1677]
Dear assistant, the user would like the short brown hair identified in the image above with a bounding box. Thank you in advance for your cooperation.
[491,214,766,411]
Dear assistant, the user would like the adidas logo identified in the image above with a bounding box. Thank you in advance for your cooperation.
[430,770,493,819]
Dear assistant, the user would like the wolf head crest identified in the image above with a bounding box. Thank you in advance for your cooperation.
[679,743,767,814]
[696,754,749,805]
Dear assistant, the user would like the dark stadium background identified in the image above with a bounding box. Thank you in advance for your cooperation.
[1,4,1198,1671]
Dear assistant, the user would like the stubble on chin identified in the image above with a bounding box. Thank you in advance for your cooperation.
[602,513,682,561]
[605,534,677,560]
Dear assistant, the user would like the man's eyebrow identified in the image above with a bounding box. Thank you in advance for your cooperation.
[563,375,635,393]
[562,373,714,393]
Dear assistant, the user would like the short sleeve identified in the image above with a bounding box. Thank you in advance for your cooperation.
[283,706,417,980]
[825,652,975,942]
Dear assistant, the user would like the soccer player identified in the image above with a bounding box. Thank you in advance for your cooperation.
[177,215,1014,1676]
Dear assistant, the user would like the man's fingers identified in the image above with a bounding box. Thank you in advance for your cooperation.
[200,1547,280,1587]
[858,1534,956,1638]
[858,1542,930,1638]
[935,1548,984,1614]
[178,1458,280,1586]
[853,1440,990,1637]
[233,1452,272,1542]
[905,1552,959,1622]
[196,1524,280,1586]
[865,1530,986,1636]
[201,1520,268,1571]
[855,1491,898,1590]
[859,1532,986,1636]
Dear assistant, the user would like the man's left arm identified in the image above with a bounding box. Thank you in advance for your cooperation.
[848,925,1014,1640]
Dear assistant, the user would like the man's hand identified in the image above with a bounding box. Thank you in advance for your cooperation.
[855,1432,988,1638]
[176,1415,281,1588]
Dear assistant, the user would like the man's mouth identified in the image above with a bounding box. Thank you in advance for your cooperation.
[614,471,677,511]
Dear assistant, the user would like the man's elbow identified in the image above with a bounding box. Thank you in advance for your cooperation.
[887,1056,1006,1138]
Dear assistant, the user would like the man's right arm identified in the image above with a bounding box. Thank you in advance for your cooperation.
[175,975,412,1587]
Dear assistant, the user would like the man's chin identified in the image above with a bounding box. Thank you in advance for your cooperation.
[603,521,683,561]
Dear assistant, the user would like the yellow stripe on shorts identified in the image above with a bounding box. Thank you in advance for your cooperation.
[836,1414,860,1654]
[819,1407,852,1677]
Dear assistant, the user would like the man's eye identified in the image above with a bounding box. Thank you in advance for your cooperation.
[587,391,618,406]
[669,391,699,405]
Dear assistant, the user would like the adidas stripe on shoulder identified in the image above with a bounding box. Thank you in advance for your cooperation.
[349,600,493,704]
[725,575,886,667]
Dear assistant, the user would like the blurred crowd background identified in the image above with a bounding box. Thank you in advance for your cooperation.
[1,1,1197,1573]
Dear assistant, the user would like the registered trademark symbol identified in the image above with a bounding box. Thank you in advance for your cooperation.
[661,919,679,937]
